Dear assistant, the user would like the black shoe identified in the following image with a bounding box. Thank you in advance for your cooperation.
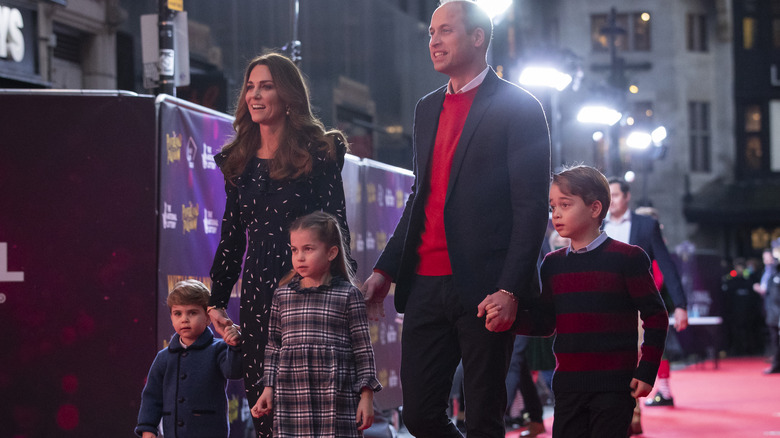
[645,392,674,407]
[763,366,780,374]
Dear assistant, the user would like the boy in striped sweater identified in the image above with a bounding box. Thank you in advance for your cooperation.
[494,165,668,437]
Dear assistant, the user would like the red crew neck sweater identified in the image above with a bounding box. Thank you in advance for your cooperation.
[417,86,479,275]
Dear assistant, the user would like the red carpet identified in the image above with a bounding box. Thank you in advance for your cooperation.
[506,357,780,437]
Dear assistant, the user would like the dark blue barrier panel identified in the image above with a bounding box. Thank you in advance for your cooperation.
[0,92,158,437]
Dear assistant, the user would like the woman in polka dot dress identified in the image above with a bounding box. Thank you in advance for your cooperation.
[207,52,354,438]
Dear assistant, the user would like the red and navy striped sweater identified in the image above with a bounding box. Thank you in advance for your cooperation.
[516,237,668,393]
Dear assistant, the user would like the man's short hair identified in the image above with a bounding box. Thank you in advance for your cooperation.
[607,177,631,195]
[554,165,611,222]
[440,0,493,49]
[167,279,211,311]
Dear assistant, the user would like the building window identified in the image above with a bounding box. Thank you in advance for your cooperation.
[591,12,652,52]
[743,17,758,49]
[773,0,780,48]
[769,101,780,171]
[688,101,711,172]
[686,13,708,52]
[744,105,762,171]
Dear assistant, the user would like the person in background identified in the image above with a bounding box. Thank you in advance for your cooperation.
[505,335,546,437]
[604,178,688,434]
[362,1,551,436]
[754,245,780,374]
[509,165,668,438]
[207,52,354,437]
[252,212,381,437]
[136,280,242,438]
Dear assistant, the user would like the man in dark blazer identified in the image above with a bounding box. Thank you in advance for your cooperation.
[362,2,550,437]
[604,178,688,423]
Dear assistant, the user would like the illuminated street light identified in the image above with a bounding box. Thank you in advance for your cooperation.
[626,131,652,150]
[651,126,667,145]
[627,126,667,150]
[627,125,667,207]
[476,0,512,19]
[518,66,573,91]
[577,105,622,126]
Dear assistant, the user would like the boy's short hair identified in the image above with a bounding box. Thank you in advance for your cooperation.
[167,279,211,311]
[553,165,611,222]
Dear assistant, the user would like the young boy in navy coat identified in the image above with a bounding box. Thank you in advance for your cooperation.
[135,280,242,438]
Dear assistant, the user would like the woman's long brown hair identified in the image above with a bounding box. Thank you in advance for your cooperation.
[219,52,347,182]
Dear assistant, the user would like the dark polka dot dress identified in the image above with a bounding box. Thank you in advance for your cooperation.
[209,139,352,437]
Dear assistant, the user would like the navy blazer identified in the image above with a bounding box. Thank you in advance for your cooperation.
[375,69,551,312]
[629,212,688,309]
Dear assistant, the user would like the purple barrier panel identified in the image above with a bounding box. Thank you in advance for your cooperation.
[361,159,414,410]
[156,97,254,436]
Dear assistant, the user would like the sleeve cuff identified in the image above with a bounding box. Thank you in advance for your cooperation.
[373,268,394,282]
[354,377,383,393]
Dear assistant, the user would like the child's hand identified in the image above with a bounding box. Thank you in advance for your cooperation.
[630,378,652,399]
[223,324,242,347]
[481,302,503,331]
[251,387,273,418]
[142,432,157,438]
[356,388,374,431]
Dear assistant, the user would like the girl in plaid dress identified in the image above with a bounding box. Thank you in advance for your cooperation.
[251,212,382,437]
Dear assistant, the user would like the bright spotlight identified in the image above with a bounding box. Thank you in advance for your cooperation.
[476,0,513,19]
[626,131,652,150]
[576,105,622,126]
[651,126,667,145]
[624,171,636,182]
[518,66,573,91]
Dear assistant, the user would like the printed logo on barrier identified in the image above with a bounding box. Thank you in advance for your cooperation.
[375,231,387,251]
[396,189,405,208]
[202,143,217,170]
[355,184,362,205]
[384,186,395,208]
[166,132,182,164]
[162,202,178,229]
[0,243,24,282]
[203,208,219,234]
[182,202,199,234]
[356,233,365,252]
[186,137,197,169]
[376,184,384,207]
[366,183,376,204]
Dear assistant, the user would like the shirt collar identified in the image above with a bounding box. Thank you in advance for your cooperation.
[447,66,490,94]
[567,232,609,255]
[605,211,631,224]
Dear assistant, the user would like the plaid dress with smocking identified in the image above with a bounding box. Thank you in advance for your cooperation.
[261,275,382,437]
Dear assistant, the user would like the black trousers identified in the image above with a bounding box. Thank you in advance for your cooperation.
[505,335,544,423]
[400,275,514,438]
[552,391,635,438]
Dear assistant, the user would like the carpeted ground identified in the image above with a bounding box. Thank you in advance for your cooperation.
[506,356,780,437]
